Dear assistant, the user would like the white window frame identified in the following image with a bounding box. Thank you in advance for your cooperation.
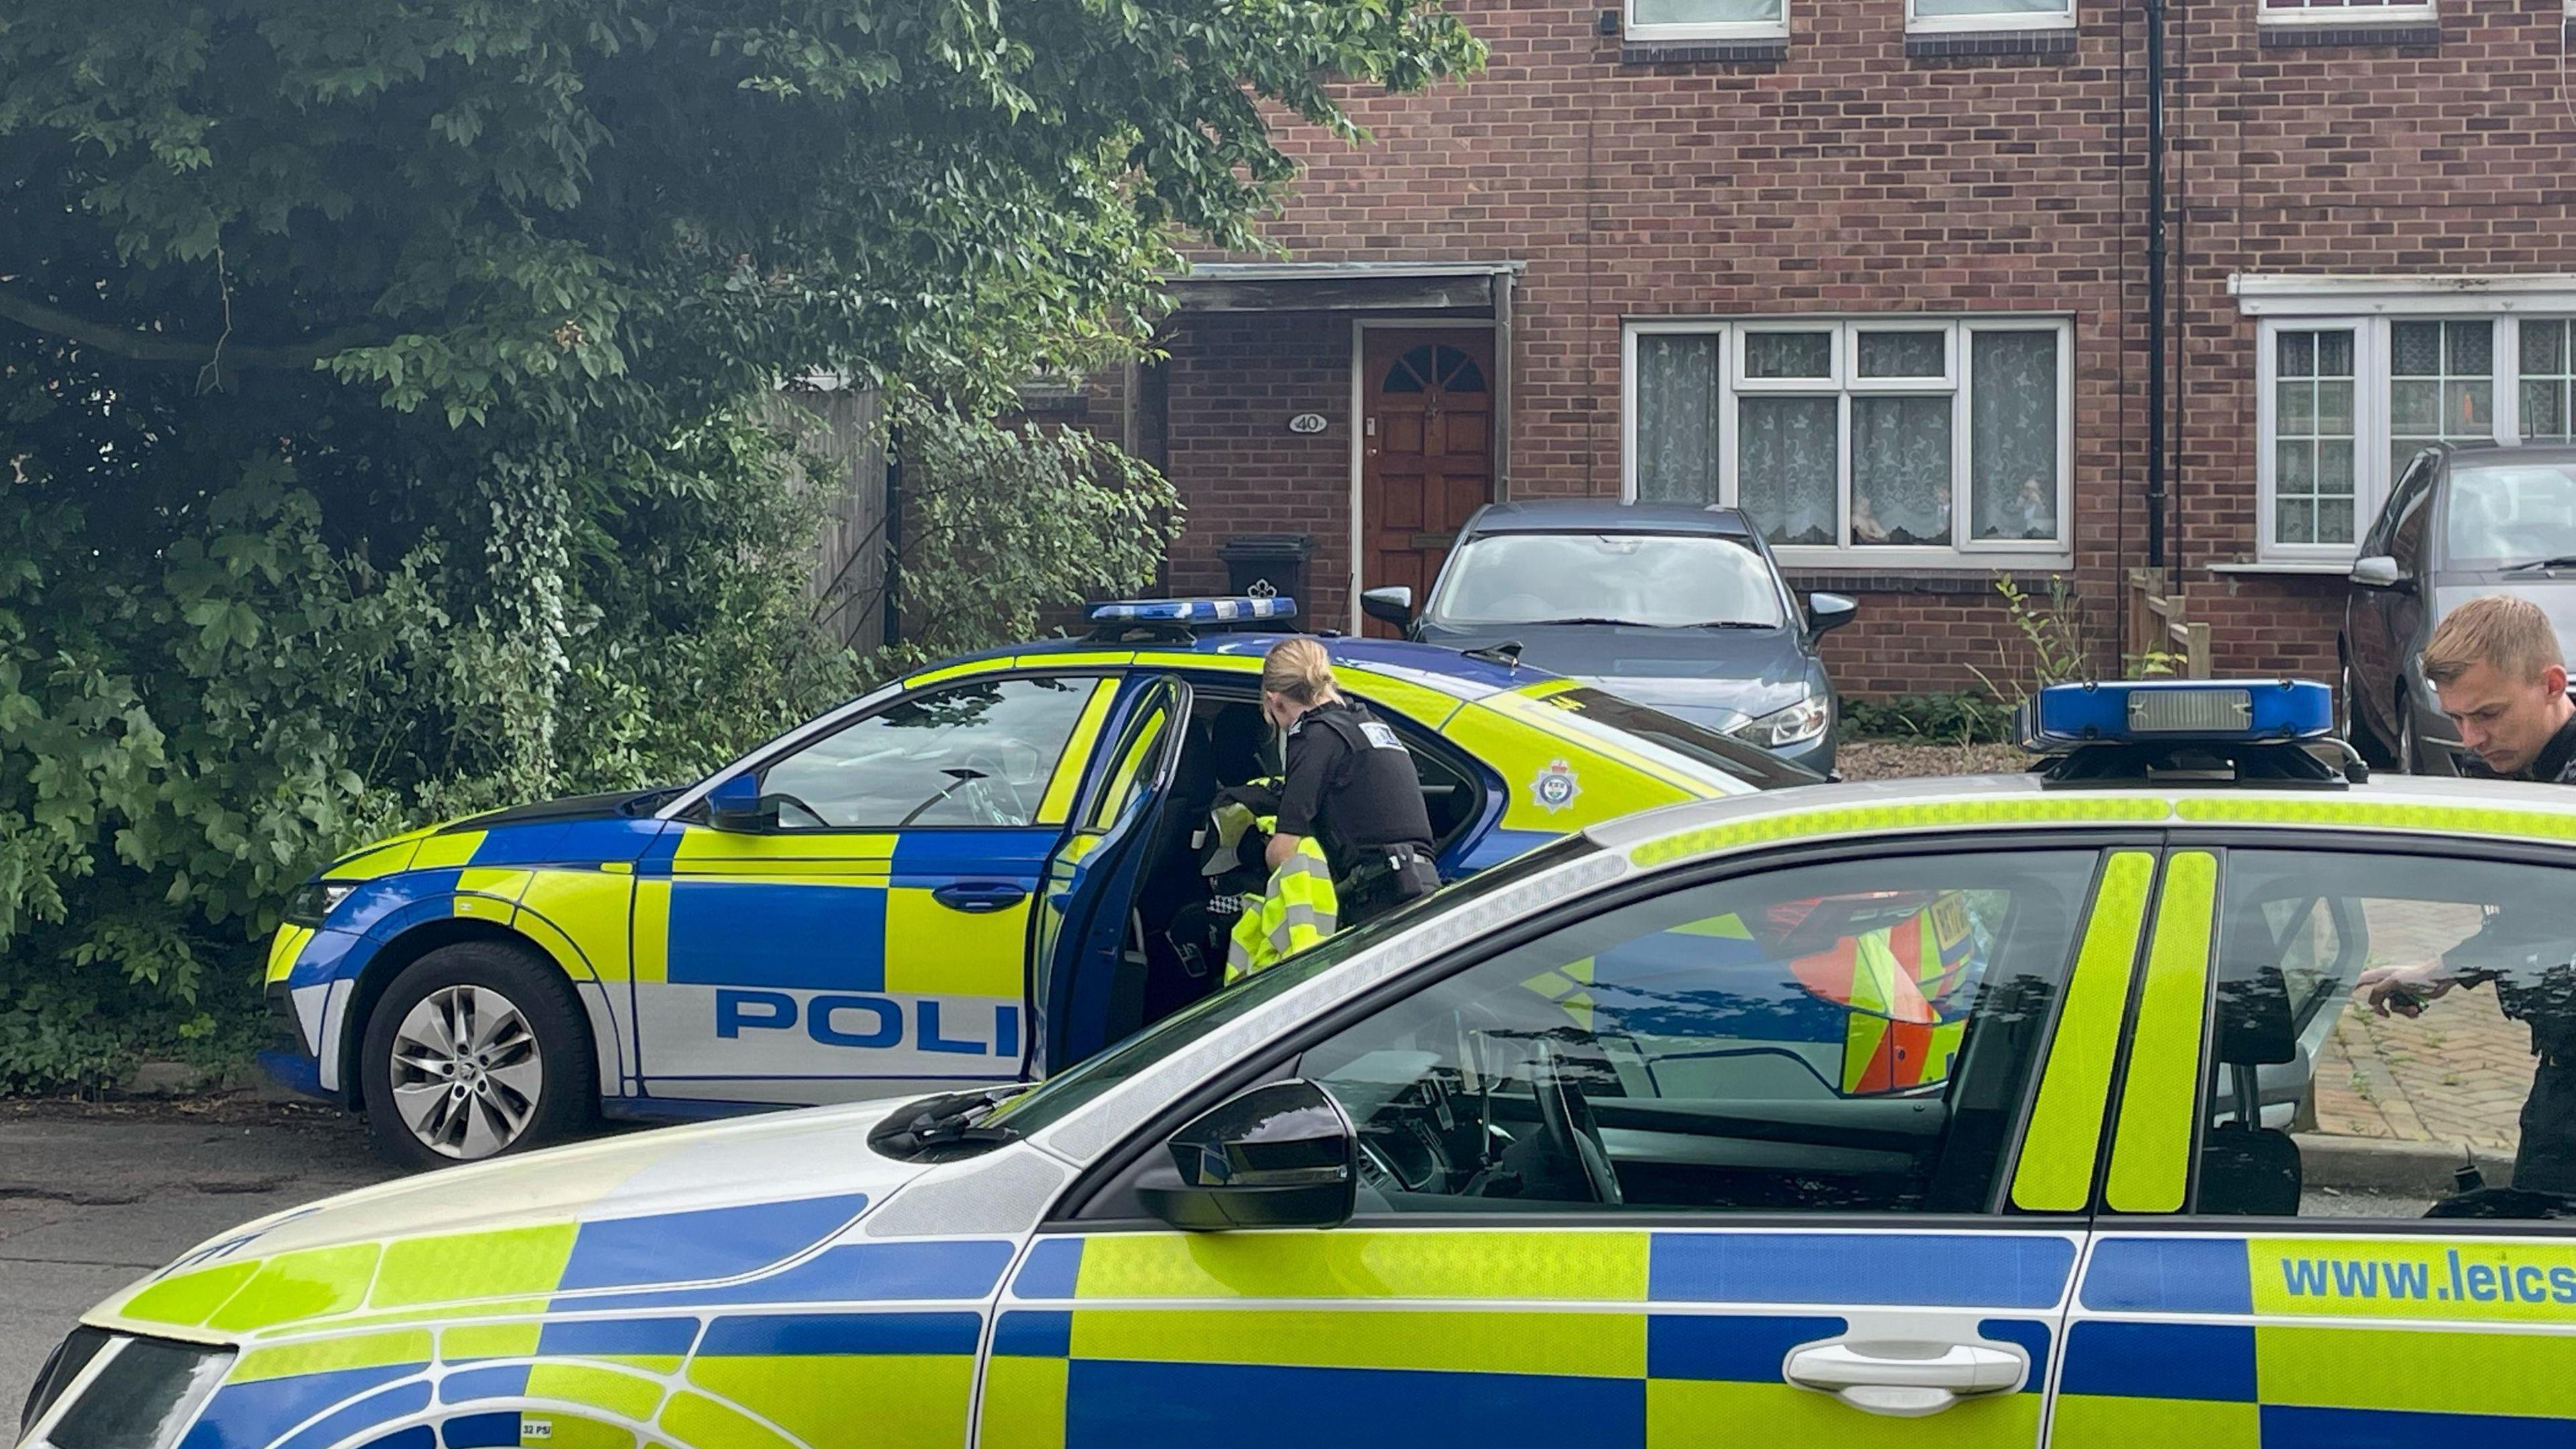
[1625,0,1790,43]
[2237,275,2576,562]
[1619,315,2076,570]
[2256,0,2436,28]
[1904,0,2076,37]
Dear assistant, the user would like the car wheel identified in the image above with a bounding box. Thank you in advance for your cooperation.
[360,941,596,1171]
[2397,702,2421,775]
[2339,655,2393,767]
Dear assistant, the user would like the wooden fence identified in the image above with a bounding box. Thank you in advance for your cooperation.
[759,386,889,649]
[2126,566,2212,679]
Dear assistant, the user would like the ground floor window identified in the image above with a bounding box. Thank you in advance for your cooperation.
[1623,317,2072,567]
[2255,311,2576,561]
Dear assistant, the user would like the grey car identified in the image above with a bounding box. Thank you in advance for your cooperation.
[1358,500,1856,775]
[2341,442,2576,773]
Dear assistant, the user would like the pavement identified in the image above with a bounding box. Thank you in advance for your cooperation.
[0,1099,395,1418]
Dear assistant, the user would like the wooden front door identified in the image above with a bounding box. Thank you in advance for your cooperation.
[1362,329,1495,637]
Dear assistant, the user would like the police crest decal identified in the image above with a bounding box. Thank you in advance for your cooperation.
[1532,759,1581,812]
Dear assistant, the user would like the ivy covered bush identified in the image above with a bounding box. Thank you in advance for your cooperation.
[0,0,1480,1090]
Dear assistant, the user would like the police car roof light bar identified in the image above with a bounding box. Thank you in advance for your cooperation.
[2019,678,2355,789]
[1082,596,1298,642]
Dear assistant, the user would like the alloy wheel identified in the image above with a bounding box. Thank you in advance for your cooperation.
[387,985,545,1160]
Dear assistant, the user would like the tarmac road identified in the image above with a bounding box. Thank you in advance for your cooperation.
[0,1100,395,1419]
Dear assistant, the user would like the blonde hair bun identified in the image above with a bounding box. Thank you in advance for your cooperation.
[1262,637,1340,707]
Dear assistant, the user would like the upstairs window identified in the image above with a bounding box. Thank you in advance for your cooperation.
[1627,0,1789,41]
[2258,0,2436,27]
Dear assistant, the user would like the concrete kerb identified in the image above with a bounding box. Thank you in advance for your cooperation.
[2297,1131,2516,1196]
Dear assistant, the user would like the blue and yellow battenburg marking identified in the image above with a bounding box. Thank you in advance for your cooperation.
[108,1193,1042,1449]
[2062,1234,2576,1446]
[985,1230,2072,1449]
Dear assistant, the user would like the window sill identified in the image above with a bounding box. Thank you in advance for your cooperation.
[2206,559,2357,576]
[1904,28,2077,58]
[2257,18,2443,47]
[1780,568,2051,596]
[1621,37,1790,64]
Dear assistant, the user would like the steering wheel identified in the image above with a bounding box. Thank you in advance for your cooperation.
[959,746,1038,823]
[1533,1037,1623,1206]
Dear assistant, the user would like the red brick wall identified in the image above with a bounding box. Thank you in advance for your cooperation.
[1131,0,2576,696]
[1163,312,1358,630]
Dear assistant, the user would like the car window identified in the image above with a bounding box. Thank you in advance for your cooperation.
[2387,467,2435,566]
[759,676,1093,830]
[1298,849,2102,1214]
[2442,462,2576,568]
[2196,849,2576,1222]
[1428,532,1786,629]
[1086,696,1173,831]
[984,835,1601,1138]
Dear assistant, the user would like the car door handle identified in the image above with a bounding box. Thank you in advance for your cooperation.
[1782,1340,2023,1417]
[931,883,1028,914]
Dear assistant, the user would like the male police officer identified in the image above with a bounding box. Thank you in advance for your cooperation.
[1258,637,1440,926]
[2357,595,2576,1196]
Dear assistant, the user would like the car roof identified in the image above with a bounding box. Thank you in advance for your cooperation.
[1461,499,1757,537]
[2436,442,2576,471]
[1580,767,2576,863]
[1011,630,1551,695]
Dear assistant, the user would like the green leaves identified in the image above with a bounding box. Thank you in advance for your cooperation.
[0,0,1480,1089]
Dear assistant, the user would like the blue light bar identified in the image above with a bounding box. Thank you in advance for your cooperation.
[2020,679,2334,753]
[1086,596,1298,626]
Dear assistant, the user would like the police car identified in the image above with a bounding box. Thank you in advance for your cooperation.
[34,678,2576,1449]
[259,598,1818,1167]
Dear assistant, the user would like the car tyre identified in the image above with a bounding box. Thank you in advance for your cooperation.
[360,941,596,1171]
[2339,655,2393,768]
[2396,700,2421,775]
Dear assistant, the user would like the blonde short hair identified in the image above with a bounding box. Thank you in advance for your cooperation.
[1261,637,1340,708]
[2423,594,2565,686]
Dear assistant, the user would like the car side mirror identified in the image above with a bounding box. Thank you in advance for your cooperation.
[705,772,775,833]
[1360,585,1416,631]
[1807,591,1859,636]
[1136,1079,1357,1232]
[2350,555,2410,591]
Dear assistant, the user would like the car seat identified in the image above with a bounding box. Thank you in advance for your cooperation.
[2196,959,2304,1216]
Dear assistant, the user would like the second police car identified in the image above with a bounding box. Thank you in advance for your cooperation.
[259,598,1821,1166]
[31,678,2576,1449]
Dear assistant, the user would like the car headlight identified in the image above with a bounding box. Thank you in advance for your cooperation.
[18,1334,230,1449]
[284,879,356,926]
[1731,694,1831,749]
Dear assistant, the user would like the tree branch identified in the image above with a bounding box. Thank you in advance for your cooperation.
[0,288,380,370]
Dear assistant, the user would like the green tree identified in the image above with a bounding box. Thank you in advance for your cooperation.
[0,0,1482,1089]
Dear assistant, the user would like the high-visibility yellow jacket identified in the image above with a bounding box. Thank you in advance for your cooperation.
[1224,818,1338,983]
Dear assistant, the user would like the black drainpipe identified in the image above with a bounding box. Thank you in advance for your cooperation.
[2144,0,2169,570]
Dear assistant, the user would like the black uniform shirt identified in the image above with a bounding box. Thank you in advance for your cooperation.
[1275,700,1436,864]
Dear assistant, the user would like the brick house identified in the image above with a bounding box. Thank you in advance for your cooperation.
[1063,0,2576,700]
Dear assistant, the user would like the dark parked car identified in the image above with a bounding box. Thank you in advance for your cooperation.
[2342,442,2576,773]
[1360,500,1856,775]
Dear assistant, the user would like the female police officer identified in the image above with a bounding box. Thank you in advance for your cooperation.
[1258,637,1441,925]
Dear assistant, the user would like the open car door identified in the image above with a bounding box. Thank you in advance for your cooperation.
[1028,674,1193,1077]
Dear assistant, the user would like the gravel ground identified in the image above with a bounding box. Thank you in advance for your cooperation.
[1835,738,2027,780]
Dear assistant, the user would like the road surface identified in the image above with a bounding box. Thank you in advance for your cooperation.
[0,1101,394,1418]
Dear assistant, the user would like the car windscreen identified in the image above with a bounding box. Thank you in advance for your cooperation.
[2443,462,2576,568]
[979,834,1602,1138]
[1428,532,1785,629]
[1538,687,1825,789]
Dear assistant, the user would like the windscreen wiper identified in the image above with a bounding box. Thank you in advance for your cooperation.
[1680,619,1778,629]
[1522,616,1661,628]
[866,1085,1026,1159]
[2502,555,2576,572]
